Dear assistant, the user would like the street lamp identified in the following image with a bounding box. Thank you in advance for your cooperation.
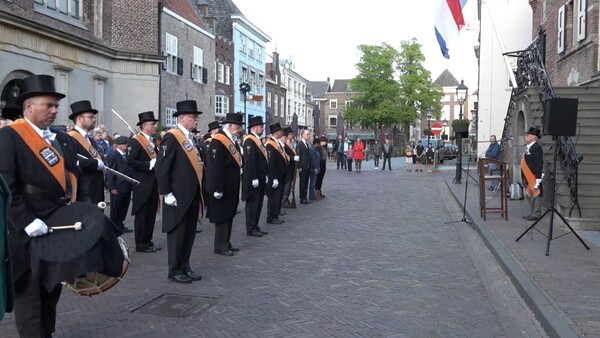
[442,118,448,140]
[454,79,468,184]
[426,107,433,146]
[239,82,251,124]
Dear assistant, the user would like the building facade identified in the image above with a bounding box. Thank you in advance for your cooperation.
[281,60,308,129]
[266,51,287,128]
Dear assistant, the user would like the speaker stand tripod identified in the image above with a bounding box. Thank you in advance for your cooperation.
[446,143,475,229]
[515,137,590,255]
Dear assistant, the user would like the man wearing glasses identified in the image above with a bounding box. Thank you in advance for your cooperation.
[68,100,106,204]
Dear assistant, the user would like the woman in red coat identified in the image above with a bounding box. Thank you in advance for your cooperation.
[353,138,365,173]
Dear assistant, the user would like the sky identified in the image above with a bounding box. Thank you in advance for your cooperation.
[233,0,480,93]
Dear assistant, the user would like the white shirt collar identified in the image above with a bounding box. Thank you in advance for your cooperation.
[251,131,261,139]
[74,125,89,138]
[141,131,153,142]
[117,148,126,156]
[177,123,191,138]
[223,126,235,142]
[24,116,45,139]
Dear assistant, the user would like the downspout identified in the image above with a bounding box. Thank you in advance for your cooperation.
[157,2,163,126]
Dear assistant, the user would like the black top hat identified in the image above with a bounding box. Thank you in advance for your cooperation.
[222,113,243,125]
[17,75,66,105]
[113,136,129,145]
[525,127,541,138]
[136,111,159,126]
[69,100,98,120]
[174,100,203,117]
[1,100,22,121]
[269,122,283,133]
[283,126,293,135]
[207,121,221,132]
[248,116,264,128]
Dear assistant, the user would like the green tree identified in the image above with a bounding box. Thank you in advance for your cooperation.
[397,38,443,145]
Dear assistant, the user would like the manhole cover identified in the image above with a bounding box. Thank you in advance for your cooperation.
[132,293,221,318]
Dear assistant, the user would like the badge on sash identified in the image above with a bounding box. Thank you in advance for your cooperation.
[89,146,98,158]
[183,140,193,152]
[146,144,156,155]
[40,147,60,166]
[229,144,237,155]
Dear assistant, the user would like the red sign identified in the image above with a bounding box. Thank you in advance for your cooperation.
[431,122,443,135]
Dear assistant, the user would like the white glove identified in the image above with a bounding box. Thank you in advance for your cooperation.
[97,159,105,171]
[294,155,300,161]
[272,179,279,189]
[534,178,542,189]
[265,176,269,184]
[252,179,259,188]
[149,158,157,170]
[214,192,223,199]
[25,218,50,237]
[240,168,243,176]
[164,192,177,206]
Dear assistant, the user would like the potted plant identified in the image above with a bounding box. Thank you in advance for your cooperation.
[452,119,471,133]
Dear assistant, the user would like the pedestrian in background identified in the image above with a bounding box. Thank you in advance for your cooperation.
[335,135,345,170]
[426,143,435,173]
[372,140,380,170]
[405,144,413,172]
[414,140,425,172]
[315,136,328,199]
[381,138,393,171]
[308,137,321,201]
[353,138,364,173]
[485,135,501,190]
[346,144,354,172]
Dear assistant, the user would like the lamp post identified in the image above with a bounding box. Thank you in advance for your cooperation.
[454,79,468,184]
[426,107,433,146]
[239,82,251,124]
[442,118,448,141]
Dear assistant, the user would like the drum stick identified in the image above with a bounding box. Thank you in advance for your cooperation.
[76,154,140,185]
[111,109,138,136]
[51,222,84,231]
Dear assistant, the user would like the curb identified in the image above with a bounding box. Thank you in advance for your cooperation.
[445,181,581,338]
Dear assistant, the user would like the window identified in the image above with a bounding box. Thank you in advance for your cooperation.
[215,95,229,117]
[330,99,338,109]
[280,96,285,119]
[239,35,246,53]
[217,62,224,83]
[249,41,254,59]
[274,95,278,116]
[165,107,177,127]
[258,74,264,93]
[576,0,587,41]
[345,99,352,108]
[256,46,261,62]
[557,5,565,53]
[329,116,337,127]
[541,0,547,23]
[35,0,81,20]
[250,70,256,92]
[165,33,178,74]
[191,46,204,83]
[225,65,230,85]
[241,66,248,83]
[267,92,272,107]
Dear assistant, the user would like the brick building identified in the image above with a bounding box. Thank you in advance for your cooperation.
[266,51,287,128]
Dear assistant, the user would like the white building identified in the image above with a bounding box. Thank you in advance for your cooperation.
[281,59,308,128]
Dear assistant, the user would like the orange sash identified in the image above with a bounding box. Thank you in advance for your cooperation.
[212,133,242,167]
[134,133,157,159]
[68,130,102,160]
[10,120,77,203]
[267,138,289,163]
[168,129,204,215]
[243,134,268,160]
[285,141,296,155]
[521,155,540,198]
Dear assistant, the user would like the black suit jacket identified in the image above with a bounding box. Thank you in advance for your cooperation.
[266,138,288,197]
[0,126,81,282]
[382,143,394,157]
[126,136,158,215]
[241,134,268,202]
[523,142,543,179]
[155,130,201,232]
[70,133,105,203]
[283,142,297,182]
[296,140,311,170]
[106,150,133,194]
[207,131,241,224]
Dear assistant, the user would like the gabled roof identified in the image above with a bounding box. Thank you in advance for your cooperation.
[307,81,330,99]
[433,69,460,87]
[162,0,206,29]
[331,79,351,92]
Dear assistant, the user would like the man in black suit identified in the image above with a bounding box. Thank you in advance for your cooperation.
[296,129,312,204]
[266,123,289,223]
[281,127,298,208]
[127,111,161,253]
[242,116,268,237]
[68,100,106,203]
[521,127,544,221]
[207,113,243,256]
[155,100,204,284]
[0,75,80,337]
[381,138,394,171]
[106,136,133,233]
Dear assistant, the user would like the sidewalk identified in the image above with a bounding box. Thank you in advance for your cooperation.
[441,166,600,337]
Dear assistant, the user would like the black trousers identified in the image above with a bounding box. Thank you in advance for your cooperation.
[167,197,199,276]
[110,191,131,229]
[267,185,283,222]
[214,217,234,251]
[374,155,380,167]
[281,173,294,205]
[14,271,62,338]
[382,155,392,170]
[337,152,346,169]
[134,187,159,250]
[299,168,310,200]
[315,160,326,190]
[245,183,265,232]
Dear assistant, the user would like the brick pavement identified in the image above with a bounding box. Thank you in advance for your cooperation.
[1,157,545,337]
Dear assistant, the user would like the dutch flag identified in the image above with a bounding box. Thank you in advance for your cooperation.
[434,0,467,59]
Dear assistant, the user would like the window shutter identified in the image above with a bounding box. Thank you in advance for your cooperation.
[557,5,565,53]
[162,51,167,70]
[577,0,587,41]
[194,47,203,67]
[177,57,183,75]
[202,68,208,84]
[191,63,195,80]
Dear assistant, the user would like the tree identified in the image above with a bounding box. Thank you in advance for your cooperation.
[396,38,443,145]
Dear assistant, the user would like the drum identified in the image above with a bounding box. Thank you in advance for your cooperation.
[64,237,130,296]
[30,202,125,292]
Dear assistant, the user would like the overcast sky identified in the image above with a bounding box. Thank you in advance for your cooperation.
[233,0,479,92]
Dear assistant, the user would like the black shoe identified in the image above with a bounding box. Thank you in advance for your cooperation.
[120,227,133,233]
[282,202,291,208]
[214,249,234,256]
[522,215,531,219]
[267,219,284,225]
[183,270,202,281]
[527,216,540,221]
[306,199,313,204]
[258,229,268,235]
[279,211,287,216]
[149,245,162,251]
[487,186,495,191]
[229,246,240,252]
[169,274,192,284]
[136,246,156,253]
[389,169,393,171]
[247,230,264,237]
[300,199,309,204]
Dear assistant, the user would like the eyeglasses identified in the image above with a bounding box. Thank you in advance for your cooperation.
[81,115,97,120]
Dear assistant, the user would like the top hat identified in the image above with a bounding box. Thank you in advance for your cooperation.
[69,100,98,120]
[283,126,293,135]
[136,111,159,126]
[247,116,265,128]
[222,113,243,125]
[1,100,22,121]
[269,122,283,133]
[207,121,221,132]
[174,100,203,117]
[113,135,129,145]
[17,75,66,105]
[525,127,541,138]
